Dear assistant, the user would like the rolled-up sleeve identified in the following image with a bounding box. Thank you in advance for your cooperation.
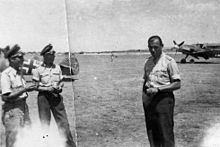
[168,59,181,81]
[1,72,12,95]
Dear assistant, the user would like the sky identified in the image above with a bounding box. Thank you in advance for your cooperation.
[0,0,220,52]
[0,0,68,52]
[66,0,220,52]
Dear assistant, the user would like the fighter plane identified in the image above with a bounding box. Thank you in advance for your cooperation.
[172,41,220,63]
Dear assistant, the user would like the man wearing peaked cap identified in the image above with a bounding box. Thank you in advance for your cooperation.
[32,44,76,147]
[1,44,37,147]
[5,44,24,59]
[40,44,55,56]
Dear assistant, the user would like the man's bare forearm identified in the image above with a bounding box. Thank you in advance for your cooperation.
[2,88,27,102]
[33,80,50,92]
[158,80,181,92]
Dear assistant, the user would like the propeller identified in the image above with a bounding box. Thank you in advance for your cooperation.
[173,40,184,47]
[179,41,184,47]
[172,40,184,58]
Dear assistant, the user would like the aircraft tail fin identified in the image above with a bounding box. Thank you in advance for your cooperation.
[59,55,79,75]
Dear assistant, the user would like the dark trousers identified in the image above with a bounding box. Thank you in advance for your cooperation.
[38,92,76,147]
[143,92,175,147]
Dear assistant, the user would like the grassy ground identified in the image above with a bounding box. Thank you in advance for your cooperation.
[1,53,220,147]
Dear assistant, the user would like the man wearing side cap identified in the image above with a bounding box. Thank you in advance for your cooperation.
[1,45,37,147]
[32,44,76,147]
[142,35,181,147]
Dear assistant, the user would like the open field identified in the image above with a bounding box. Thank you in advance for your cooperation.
[1,53,220,147]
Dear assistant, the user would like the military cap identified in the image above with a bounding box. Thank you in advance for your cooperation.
[40,44,55,56]
[5,44,24,59]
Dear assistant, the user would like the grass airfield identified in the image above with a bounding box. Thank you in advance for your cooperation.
[1,53,220,147]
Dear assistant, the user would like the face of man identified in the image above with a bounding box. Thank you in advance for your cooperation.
[148,38,163,59]
[43,53,55,65]
[10,55,24,70]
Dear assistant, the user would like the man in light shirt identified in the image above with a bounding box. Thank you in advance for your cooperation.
[32,44,76,147]
[142,35,181,147]
[1,45,36,147]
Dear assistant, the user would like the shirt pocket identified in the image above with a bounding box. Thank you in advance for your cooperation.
[40,73,50,84]
[51,71,60,82]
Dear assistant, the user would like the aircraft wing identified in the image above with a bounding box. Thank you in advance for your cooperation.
[175,48,209,59]
[177,48,193,54]
[190,50,213,59]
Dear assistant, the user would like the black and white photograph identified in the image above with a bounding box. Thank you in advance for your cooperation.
[1,0,220,147]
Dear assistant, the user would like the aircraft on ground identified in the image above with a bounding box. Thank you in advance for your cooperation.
[172,41,220,63]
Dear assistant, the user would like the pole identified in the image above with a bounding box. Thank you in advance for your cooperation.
[63,0,78,146]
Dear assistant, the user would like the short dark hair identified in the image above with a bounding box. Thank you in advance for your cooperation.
[148,35,163,47]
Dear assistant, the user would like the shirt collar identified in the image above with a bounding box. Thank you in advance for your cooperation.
[8,66,18,75]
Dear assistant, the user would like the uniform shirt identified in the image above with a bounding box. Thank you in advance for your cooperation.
[143,52,181,88]
[32,64,63,87]
[1,66,28,99]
